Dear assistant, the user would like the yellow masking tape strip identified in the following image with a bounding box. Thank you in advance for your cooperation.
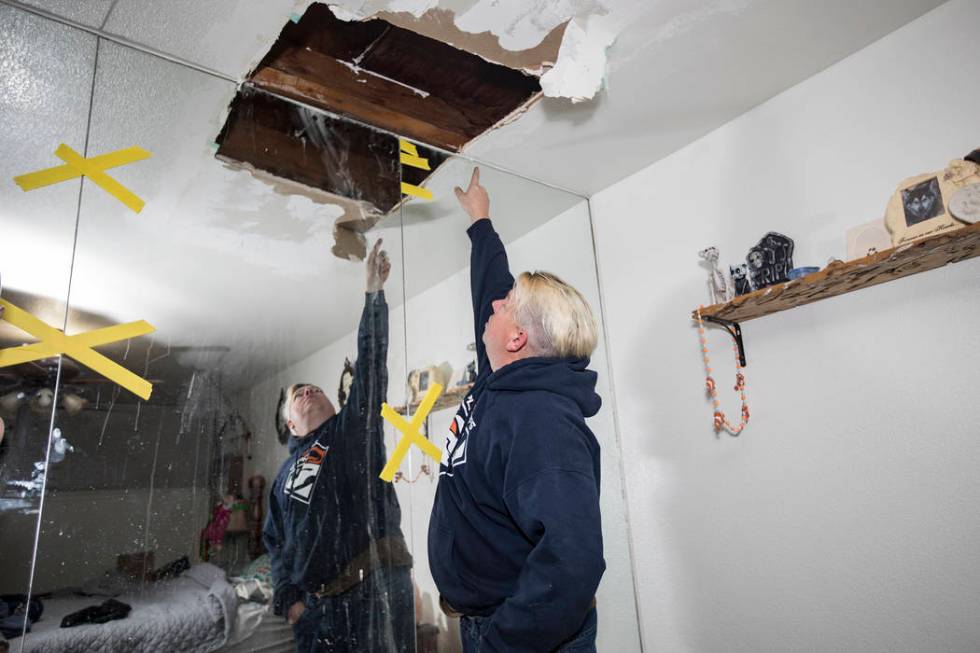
[379,383,444,482]
[400,151,431,171]
[14,146,151,191]
[401,182,432,200]
[0,320,155,367]
[398,139,419,157]
[0,299,156,400]
[55,144,146,213]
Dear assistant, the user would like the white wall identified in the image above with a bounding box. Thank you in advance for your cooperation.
[242,201,643,652]
[590,1,980,651]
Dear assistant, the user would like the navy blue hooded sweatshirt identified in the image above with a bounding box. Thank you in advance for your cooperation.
[428,219,606,652]
[263,291,408,616]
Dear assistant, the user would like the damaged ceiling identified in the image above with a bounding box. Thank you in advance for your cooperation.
[0,0,580,397]
[14,0,949,194]
[214,3,539,257]
[246,4,543,151]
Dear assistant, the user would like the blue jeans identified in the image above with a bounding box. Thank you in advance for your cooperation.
[460,607,597,653]
[291,566,414,652]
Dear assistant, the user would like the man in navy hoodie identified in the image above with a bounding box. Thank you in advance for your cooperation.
[264,239,414,652]
[429,168,606,652]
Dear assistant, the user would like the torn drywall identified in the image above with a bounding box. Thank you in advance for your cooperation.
[374,8,567,75]
[539,14,617,102]
[453,0,606,51]
[256,1,642,103]
[215,158,383,261]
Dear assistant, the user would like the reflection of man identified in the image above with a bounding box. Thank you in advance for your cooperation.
[430,169,606,652]
[264,240,414,652]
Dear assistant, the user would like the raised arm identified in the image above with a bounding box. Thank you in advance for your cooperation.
[343,239,390,426]
[455,168,514,376]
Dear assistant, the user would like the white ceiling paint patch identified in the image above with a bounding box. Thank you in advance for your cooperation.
[323,0,437,21]
[383,0,441,16]
[539,15,616,102]
[453,0,605,51]
[450,0,643,102]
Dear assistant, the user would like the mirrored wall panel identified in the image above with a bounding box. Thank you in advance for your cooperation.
[0,4,640,651]
[0,5,98,645]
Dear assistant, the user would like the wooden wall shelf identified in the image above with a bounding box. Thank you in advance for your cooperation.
[695,221,980,324]
[391,382,473,415]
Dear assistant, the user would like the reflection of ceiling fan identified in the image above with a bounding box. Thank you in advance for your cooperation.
[0,357,94,417]
[0,354,169,418]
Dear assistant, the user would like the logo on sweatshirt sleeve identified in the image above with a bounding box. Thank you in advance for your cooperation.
[441,394,476,476]
[284,442,329,504]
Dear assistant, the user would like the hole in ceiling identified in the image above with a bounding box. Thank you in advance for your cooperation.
[214,3,543,258]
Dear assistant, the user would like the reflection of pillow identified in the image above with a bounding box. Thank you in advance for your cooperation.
[183,562,227,589]
[238,555,273,586]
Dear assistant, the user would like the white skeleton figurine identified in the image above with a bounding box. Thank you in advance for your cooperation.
[698,247,734,304]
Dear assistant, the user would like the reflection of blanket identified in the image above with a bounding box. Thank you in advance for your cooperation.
[21,564,236,653]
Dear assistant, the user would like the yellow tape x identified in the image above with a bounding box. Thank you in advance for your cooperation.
[14,144,151,213]
[0,299,156,400]
[379,383,444,482]
[399,139,433,201]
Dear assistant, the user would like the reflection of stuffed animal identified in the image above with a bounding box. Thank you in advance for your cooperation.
[729,264,752,296]
[698,247,733,304]
[205,496,235,551]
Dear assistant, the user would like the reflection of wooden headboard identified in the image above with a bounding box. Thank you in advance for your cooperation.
[247,475,266,559]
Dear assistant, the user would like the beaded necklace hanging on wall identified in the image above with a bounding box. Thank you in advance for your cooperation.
[696,307,750,436]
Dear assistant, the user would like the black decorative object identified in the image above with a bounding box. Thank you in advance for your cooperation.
[729,264,752,296]
[746,232,794,290]
[275,387,289,445]
[337,357,354,408]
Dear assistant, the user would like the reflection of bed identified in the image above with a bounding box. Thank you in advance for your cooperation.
[17,563,285,653]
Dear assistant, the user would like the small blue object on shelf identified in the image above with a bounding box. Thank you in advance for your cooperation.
[787,266,819,280]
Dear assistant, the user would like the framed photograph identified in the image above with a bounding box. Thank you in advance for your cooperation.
[885,159,980,246]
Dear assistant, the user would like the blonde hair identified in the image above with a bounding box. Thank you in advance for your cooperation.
[510,271,598,359]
